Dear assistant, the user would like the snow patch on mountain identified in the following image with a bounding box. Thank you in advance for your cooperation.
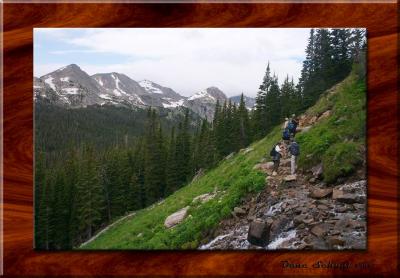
[188,90,215,101]
[139,80,163,94]
[163,99,185,108]
[44,76,56,91]
[62,88,80,95]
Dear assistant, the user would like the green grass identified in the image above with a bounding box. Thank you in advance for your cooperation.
[81,126,282,250]
[81,70,366,250]
[296,72,366,183]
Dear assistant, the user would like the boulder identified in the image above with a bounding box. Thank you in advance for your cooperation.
[270,216,290,240]
[164,206,190,228]
[294,215,306,226]
[332,189,344,199]
[247,219,271,247]
[233,207,246,216]
[284,174,297,182]
[309,177,317,183]
[336,193,359,204]
[309,188,332,199]
[310,223,330,238]
[311,163,323,178]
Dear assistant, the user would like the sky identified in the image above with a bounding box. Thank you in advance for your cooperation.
[34,28,310,97]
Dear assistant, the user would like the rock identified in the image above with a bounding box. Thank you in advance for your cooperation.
[270,216,290,240]
[294,215,306,226]
[193,193,215,204]
[164,206,190,228]
[309,188,332,199]
[311,163,323,178]
[284,174,297,181]
[303,218,314,225]
[317,204,329,210]
[335,206,349,213]
[318,110,331,121]
[334,218,352,230]
[272,171,278,176]
[353,203,365,210]
[336,193,359,204]
[233,207,246,216]
[309,177,317,183]
[137,233,143,237]
[310,224,330,238]
[247,219,271,247]
[327,236,345,247]
[332,189,344,199]
[253,162,275,172]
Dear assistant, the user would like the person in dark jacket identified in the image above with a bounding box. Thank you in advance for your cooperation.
[288,139,300,175]
[271,142,283,175]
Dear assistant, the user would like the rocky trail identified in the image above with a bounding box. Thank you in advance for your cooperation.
[198,113,367,250]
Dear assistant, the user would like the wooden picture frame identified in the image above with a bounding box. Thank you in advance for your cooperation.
[2,1,398,276]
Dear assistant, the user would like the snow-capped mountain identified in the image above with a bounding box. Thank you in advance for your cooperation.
[91,72,146,106]
[229,95,256,109]
[138,80,186,109]
[184,87,228,121]
[34,64,230,121]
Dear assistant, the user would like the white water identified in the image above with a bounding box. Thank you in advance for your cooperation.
[198,233,233,250]
[267,229,297,249]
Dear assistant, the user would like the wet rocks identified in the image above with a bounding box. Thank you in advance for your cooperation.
[247,219,271,246]
[309,188,332,199]
[284,174,297,182]
[164,206,190,228]
[310,223,331,238]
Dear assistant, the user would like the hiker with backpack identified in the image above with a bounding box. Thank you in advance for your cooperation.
[287,115,298,139]
[282,127,291,144]
[288,139,300,175]
[270,142,283,175]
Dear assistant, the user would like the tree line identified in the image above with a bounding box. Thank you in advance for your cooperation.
[35,28,365,249]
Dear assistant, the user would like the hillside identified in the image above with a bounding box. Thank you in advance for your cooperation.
[80,68,366,250]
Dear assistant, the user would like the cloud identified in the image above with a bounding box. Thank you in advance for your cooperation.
[34,28,310,97]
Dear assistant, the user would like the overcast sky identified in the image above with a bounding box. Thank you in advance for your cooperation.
[34,28,310,97]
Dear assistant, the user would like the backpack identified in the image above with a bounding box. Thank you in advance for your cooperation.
[270,145,277,157]
[282,129,290,140]
[290,142,300,156]
[288,121,296,132]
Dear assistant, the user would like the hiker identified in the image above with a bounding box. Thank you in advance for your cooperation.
[270,142,283,175]
[288,115,298,138]
[282,128,291,144]
[282,117,289,129]
[288,139,300,175]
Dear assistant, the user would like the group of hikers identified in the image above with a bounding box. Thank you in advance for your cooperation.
[270,114,300,176]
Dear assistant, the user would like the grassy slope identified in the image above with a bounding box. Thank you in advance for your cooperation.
[296,71,366,183]
[81,71,365,250]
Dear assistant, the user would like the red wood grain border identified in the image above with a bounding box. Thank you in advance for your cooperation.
[2,2,398,276]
